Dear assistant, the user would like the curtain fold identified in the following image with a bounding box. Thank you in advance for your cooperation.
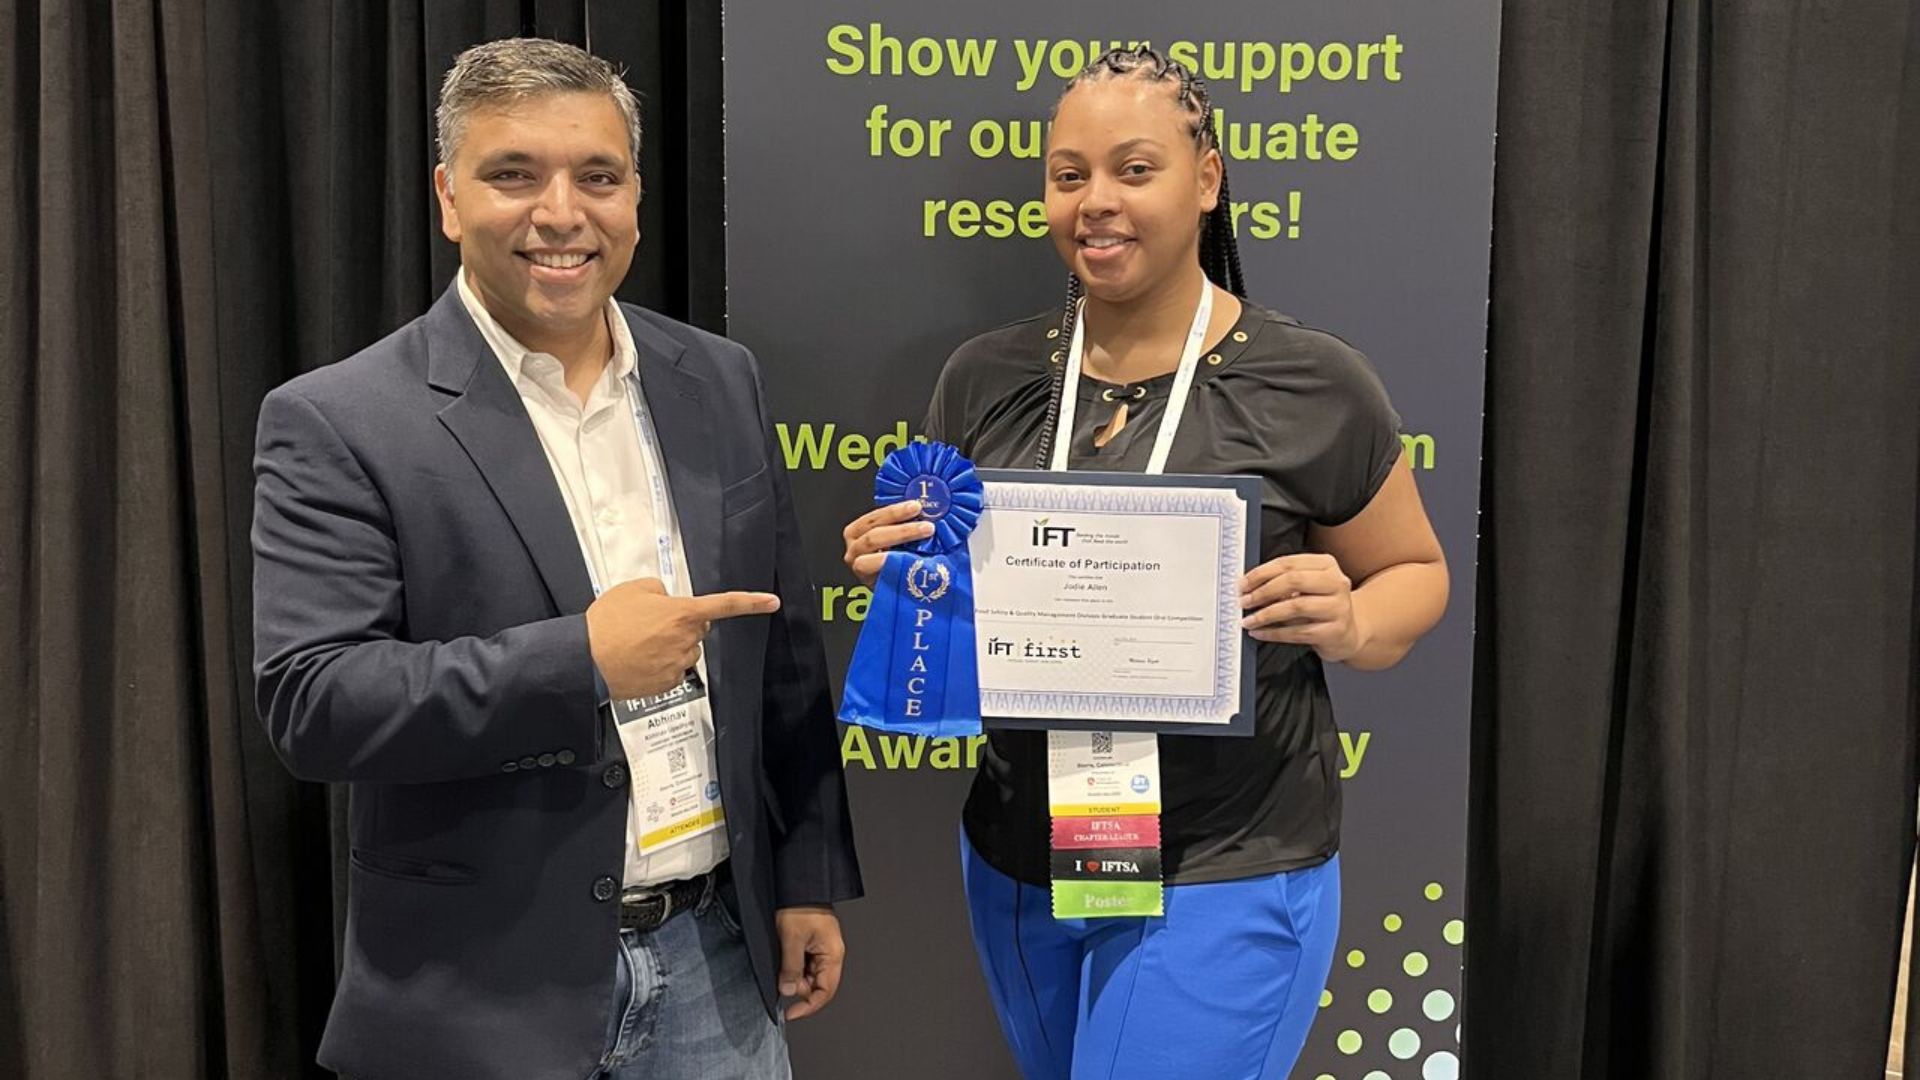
[0,0,277,1074]
[1473,1,1920,1076]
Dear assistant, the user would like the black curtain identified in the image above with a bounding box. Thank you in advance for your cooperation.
[4,1,1917,1077]
[1472,1,1920,1077]
[2,1,260,1075]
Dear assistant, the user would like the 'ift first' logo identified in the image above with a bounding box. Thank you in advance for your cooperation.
[1031,518,1075,547]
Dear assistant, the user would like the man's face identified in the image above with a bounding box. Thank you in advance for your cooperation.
[434,91,639,347]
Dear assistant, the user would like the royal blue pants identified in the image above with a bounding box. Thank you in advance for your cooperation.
[962,833,1340,1080]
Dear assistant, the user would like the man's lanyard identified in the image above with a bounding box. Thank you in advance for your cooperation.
[594,362,727,861]
[621,371,682,594]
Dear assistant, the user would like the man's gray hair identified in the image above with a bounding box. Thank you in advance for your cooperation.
[436,38,643,177]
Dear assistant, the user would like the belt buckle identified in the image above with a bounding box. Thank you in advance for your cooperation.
[621,875,700,932]
[621,887,664,930]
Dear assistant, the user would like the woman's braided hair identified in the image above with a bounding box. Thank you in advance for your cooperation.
[1033,47,1246,469]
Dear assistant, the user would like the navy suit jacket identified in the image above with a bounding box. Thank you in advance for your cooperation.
[251,284,861,1080]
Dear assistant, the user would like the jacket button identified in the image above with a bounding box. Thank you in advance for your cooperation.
[557,749,577,765]
[537,753,556,768]
[502,761,519,773]
[519,756,538,769]
[602,764,627,789]
[592,876,618,902]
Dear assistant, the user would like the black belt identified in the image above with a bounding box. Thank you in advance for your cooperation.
[618,872,712,934]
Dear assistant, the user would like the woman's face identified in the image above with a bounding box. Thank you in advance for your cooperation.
[1045,78,1221,307]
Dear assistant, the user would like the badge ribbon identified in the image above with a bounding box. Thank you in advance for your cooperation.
[838,442,984,738]
[1047,731,1164,917]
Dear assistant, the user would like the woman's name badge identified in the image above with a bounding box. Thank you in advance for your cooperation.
[612,672,725,853]
[1046,729,1165,918]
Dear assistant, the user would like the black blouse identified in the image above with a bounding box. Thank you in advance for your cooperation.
[925,301,1402,885]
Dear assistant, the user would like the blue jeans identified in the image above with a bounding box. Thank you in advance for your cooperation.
[588,877,790,1080]
[963,833,1340,1080]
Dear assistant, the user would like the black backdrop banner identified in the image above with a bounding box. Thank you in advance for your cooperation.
[723,2,1498,1076]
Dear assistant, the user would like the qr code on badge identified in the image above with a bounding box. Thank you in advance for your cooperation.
[1091,732,1113,756]
[667,746,689,773]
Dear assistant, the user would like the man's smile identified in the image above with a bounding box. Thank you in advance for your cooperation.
[519,249,600,283]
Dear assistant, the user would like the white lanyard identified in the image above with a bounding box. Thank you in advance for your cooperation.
[575,368,681,599]
[1043,281,1214,907]
[1049,281,1213,477]
[623,372,681,593]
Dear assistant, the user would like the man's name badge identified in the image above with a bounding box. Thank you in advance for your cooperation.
[612,671,725,853]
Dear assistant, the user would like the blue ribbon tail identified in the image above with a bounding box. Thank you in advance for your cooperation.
[838,551,982,738]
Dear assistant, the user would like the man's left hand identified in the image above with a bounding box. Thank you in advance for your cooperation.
[774,906,845,1021]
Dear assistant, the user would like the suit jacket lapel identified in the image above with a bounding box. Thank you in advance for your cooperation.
[425,285,597,617]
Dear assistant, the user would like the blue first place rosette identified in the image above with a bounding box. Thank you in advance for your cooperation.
[838,441,984,738]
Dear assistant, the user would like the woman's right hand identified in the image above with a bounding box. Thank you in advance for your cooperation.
[841,500,935,586]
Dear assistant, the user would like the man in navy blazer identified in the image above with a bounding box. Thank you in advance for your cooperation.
[251,39,860,1080]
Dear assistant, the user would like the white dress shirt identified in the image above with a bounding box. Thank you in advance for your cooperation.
[457,270,727,887]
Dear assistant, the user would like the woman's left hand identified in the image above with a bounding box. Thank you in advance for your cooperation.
[1240,552,1368,663]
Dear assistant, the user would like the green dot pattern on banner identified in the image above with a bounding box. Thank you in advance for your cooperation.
[1308,878,1464,1073]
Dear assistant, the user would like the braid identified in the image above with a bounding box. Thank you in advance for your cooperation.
[1036,46,1248,468]
[1201,170,1248,298]
[1033,274,1082,469]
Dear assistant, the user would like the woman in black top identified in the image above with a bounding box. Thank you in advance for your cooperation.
[842,48,1448,1080]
